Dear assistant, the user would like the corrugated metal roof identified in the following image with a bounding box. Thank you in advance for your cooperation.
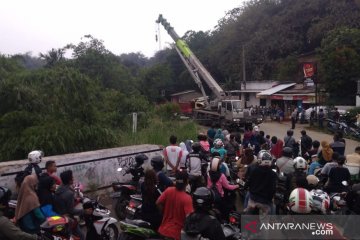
[170,90,196,96]
[256,83,296,96]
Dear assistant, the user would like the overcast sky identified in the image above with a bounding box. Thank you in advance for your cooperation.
[0,0,244,58]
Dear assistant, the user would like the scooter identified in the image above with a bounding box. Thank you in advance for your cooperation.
[110,164,144,220]
[40,215,79,240]
[118,218,162,240]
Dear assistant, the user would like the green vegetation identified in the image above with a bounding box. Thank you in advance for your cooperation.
[1,0,360,160]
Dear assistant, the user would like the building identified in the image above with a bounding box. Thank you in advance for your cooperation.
[170,90,203,114]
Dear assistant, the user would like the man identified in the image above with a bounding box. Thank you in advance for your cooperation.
[183,187,225,240]
[346,146,360,167]
[186,142,208,193]
[284,130,296,155]
[291,108,298,129]
[321,152,340,183]
[330,133,345,156]
[318,109,325,128]
[54,170,90,240]
[44,160,61,185]
[276,147,295,175]
[300,130,312,158]
[0,187,39,240]
[309,107,316,126]
[333,108,340,122]
[157,170,193,240]
[224,134,240,159]
[324,156,351,194]
[163,135,183,176]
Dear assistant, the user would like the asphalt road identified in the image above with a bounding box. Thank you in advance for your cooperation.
[258,120,359,155]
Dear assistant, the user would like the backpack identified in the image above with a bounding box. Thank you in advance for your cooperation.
[210,183,222,203]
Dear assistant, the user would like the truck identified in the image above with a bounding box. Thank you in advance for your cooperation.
[156,14,262,130]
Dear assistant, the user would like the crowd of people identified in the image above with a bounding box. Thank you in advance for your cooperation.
[0,122,359,240]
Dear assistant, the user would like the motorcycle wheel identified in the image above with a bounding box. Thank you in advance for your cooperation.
[102,223,119,240]
[115,195,129,220]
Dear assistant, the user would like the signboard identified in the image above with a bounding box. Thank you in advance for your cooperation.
[303,62,316,78]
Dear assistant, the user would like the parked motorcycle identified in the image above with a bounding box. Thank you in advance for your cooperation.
[124,194,142,220]
[40,215,78,240]
[118,218,162,240]
[111,163,145,220]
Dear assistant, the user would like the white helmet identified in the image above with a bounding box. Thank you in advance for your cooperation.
[258,150,272,166]
[214,139,224,148]
[288,188,313,214]
[293,157,307,170]
[310,189,330,214]
[210,157,221,172]
[28,150,43,164]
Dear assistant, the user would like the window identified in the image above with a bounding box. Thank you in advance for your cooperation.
[260,98,267,107]
[226,102,232,111]
[245,93,250,101]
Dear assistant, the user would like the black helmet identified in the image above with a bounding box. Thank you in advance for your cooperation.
[135,153,148,165]
[282,147,293,157]
[191,142,201,152]
[151,156,164,170]
[193,187,213,211]
[0,187,11,207]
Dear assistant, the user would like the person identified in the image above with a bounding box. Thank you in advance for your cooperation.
[270,136,283,159]
[43,160,62,185]
[318,140,334,166]
[300,130,312,158]
[211,138,227,160]
[283,130,296,157]
[15,174,45,234]
[207,157,239,219]
[309,107,316,126]
[245,151,277,215]
[291,108,298,129]
[214,129,225,142]
[300,108,306,124]
[198,133,210,154]
[157,170,194,240]
[276,147,295,175]
[0,186,39,240]
[207,124,217,148]
[37,175,58,217]
[15,151,43,189]
[237,147,257,179]
[288,188,312,214]
[333,108,340,122]
[150,156,173,192]
[141,169,162,230]
[54,170,87,240]
[318,109,325,128]
[242,126,254,148]
[185,142,207,193]
[308,154,322,175]
[320,152,340,183]
[304,140,320,162]
[330,133,345,156]
[163,135,183,176]
[224,134,240,159]
[183,187,225,240]
[179,142,189,169]
[286,157,308,196]
[324,156,351,193]
[345,146,360,169]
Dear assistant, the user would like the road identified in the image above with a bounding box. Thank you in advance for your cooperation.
[258,120,359,155]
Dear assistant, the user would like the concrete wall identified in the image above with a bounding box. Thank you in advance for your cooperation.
[0,144,163,193]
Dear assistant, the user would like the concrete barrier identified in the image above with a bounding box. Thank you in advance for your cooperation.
[0,144,163,192]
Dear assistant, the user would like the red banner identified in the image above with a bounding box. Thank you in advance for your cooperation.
[303,63,315,78]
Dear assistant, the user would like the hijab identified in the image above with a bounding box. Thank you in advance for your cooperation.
[321,140,333,162]
[15,174,40,220]
[37,175,56,206]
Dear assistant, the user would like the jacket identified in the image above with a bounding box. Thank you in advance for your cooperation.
[0,214,37,240]
[54,185,83,217]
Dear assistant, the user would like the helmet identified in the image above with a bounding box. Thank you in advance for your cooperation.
[210,157,221,172]
[293,157,307,170]
[28,150,43,164]
[0,187,11,207]
[151,156,164,170]
[258,151,272,166]
[193,187,213,211]
[282,147,293,158]
[135,153,148,165]
[253,126,259,132]
[214,139,223,148]
[191,142,201,153]
[306,175,319,187]
[288,188,313,214]
[310,189,330,214]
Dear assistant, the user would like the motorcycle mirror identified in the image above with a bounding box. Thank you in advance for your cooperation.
[117,167,123,172]
[342,181,348,187]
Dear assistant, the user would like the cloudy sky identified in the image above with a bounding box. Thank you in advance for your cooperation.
[0,0,243,58]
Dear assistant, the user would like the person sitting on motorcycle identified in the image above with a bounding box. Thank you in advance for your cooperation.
[151,156,173,192]
[310,189,330,214]
[286,157,309,195]
[198,133,210,154]
[324,156,351,194]
[211,139,227,160]
[0,186,39,240]
[140,169,163,230]
[306,175,320,191]
[129,153,148,182]
[157,170,194,240]
[224,134,240,159]
[183,187,225,240]
[37,175,58,217]
[244,151,277,215]
[185,142,208,193]
[207,157,239,219]
[237,147,257,179]
[276,147,295,175]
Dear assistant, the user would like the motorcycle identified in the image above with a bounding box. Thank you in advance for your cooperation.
[111,164,144,220]
[274,172,288,215]
[40,215,79,240]
[124,194,142,220]
[118,218,162,240]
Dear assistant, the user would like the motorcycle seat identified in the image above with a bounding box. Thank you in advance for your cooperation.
[124,219,151,228]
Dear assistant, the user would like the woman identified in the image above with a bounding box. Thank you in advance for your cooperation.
[318,140,333,166]
[37,175,58,217]
[141,169,162,230]
[214,129,225,142]
[15,174,45,234]
[179,142,189,169]
[207,157,239,219]
[198,133,210,154]
[237,148,257,179]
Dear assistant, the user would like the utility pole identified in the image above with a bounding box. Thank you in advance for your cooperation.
[242,45,246,90]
